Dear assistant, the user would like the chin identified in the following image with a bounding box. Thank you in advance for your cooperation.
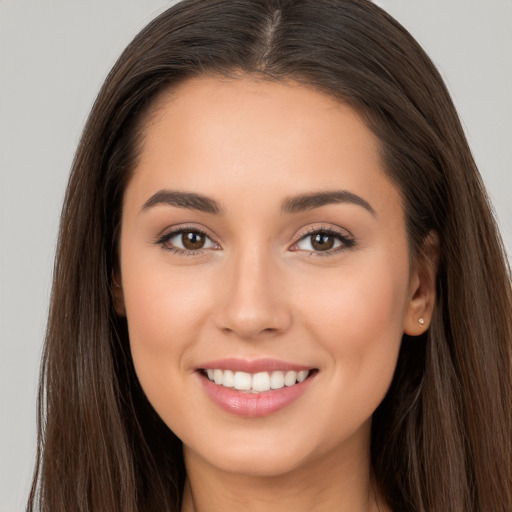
[188,442,312,478]
[181,418,367,480]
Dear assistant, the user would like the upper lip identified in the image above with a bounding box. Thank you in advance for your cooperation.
[197,358,315,373]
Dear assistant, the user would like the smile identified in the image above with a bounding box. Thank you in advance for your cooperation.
[197,360,318,417]
[203,369,310,393]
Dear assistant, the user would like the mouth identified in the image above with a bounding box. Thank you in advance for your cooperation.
[199,368,317,394]
[196,360,318,417]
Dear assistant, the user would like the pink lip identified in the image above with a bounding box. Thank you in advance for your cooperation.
[196,359,317,418]
[198,357,312,373]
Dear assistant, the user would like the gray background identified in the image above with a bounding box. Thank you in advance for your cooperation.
[1,1,510,510]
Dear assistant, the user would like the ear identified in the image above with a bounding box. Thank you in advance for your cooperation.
[112,270,126,316]
[403,231,440,336]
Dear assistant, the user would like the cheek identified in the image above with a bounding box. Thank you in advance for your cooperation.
[121,227,215,337]
[125,271,210,345]
[120,252,216,399]
[295,252,409,401]
[300,258,407,337]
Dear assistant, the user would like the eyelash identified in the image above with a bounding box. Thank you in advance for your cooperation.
[155,226,219,257]
[154,225,355,257]
[292,226,356,257]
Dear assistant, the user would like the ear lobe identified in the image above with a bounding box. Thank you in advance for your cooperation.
[403,231,440,336]
[112,272,126,316]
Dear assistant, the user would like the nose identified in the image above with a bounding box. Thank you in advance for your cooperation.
[214,247,293,340]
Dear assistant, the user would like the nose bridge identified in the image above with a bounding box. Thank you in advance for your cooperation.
[216,241,291,339]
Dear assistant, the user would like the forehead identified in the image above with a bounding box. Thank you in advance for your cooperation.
[129,75,402,219]
[144,75,371,160]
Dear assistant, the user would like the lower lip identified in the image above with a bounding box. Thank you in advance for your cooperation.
[198,372,315,417]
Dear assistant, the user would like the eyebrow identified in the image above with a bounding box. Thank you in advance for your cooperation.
[141,190,222,215]
[141,188,375,217]
[282,190,376,216]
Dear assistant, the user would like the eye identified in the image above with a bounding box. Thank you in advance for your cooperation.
[157,228,218,253]
[292,228,354,254]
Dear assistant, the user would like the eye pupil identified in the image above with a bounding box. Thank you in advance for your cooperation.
[311,233,335,251]
[182,231,205,250]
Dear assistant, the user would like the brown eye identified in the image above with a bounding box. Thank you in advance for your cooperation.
[310,233,335,251]
[158,228,217,252]
[294,229,354,254]
[182,231,206,250]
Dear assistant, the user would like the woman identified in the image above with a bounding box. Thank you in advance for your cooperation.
[28,1,511,511]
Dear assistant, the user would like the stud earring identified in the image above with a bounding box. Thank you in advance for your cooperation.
[418,317,425,326]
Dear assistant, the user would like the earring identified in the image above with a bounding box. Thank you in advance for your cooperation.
[418,317,425,326]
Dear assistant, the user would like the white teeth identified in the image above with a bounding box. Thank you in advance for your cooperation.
[284,371,297,386]
[233,371,252,391]
[297,370,308,383]
[222,369,234,388]
[270,371,285,389]
[252,372,271,392]
[213,369,223,385]
[204,368,311,393]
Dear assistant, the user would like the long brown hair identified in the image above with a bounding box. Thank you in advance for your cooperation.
[28,1,512,511]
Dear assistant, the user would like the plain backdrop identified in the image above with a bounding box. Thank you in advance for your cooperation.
[0,1,510,511]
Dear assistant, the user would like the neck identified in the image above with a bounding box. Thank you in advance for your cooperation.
[180,437,388,512]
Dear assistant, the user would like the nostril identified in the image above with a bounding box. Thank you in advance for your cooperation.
[220,325,280,339]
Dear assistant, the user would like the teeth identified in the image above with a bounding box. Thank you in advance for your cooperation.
[204,369,311,393]
[270,371,284,389]
[233,371,252,391]
[297,370,308,383]
[252,372,270,392]
[222,369,234,387]
[284,371,297,386]
[213,369,223,385]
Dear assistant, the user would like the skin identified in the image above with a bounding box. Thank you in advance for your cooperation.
[115,76,436,512]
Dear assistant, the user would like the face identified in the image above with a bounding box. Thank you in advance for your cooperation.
[116,76,429,479]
